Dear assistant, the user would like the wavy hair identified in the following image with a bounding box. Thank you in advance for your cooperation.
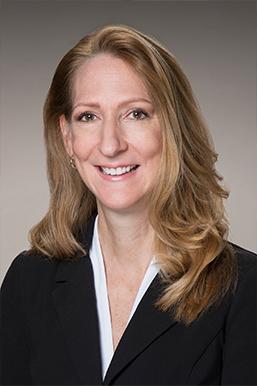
[29,24,237,324]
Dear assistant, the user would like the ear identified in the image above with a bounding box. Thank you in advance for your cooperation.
[59,114,73,156]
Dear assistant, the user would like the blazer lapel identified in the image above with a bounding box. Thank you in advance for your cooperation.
[103,274,177,385]
[52,213,103,385]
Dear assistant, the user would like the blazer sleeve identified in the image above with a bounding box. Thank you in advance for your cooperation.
[221,256,257,385]
[0,254,32,385]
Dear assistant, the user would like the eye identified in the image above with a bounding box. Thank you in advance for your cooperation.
[128,109,149,120]
[77,112,97,122]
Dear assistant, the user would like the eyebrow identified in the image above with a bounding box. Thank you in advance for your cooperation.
[72,98,153,112]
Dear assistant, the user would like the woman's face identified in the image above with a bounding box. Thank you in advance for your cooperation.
[60,53,162,213]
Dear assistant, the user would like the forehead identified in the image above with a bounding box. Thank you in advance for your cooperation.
[72,53,150,103]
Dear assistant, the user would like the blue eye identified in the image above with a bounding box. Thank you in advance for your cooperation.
[129,109,149,120]
[78,112,96,122]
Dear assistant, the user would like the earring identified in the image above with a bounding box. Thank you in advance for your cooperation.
[69,156,77,169]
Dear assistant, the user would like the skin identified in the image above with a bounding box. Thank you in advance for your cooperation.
[60,53,162,278]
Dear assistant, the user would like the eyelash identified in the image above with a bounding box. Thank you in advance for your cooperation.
[77,109,149,122]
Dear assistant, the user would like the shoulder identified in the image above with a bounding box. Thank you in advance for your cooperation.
[229,242,256,285]
[220,244,256,383]
[3,250,58,275]
[224,243,256,323]
[1,251,60,296]
[230,241,257,263]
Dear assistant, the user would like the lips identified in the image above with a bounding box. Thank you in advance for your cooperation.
[95,164,140,180]
[97,164,139,169]
[98,165,139,175]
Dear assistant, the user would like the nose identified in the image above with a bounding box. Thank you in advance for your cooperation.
[98,118,128,157]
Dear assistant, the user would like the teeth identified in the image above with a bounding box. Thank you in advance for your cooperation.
[101,165,136,176]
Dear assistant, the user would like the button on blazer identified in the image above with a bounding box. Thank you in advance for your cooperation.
[0,213,256,385]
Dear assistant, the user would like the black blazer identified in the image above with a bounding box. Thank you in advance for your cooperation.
[0,213,256,386]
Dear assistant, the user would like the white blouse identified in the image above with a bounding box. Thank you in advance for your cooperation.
[89,215,160,379]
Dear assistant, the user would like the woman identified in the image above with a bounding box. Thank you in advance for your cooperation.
[0,24,256,386]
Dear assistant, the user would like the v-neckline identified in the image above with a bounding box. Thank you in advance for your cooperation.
[89,214,160,379]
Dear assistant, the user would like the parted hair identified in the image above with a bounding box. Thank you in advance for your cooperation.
[29,24,237,324]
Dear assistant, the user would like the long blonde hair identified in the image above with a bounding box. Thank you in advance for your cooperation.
[29,24,237,324]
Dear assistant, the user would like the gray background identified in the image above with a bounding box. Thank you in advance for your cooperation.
[1,0,256,284]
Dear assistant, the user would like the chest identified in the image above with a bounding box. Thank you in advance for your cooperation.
[107,279,140,351]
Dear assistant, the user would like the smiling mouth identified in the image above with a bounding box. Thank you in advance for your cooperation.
[98,165,140,176]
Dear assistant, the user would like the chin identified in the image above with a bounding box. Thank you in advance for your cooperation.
[97,196,146,213]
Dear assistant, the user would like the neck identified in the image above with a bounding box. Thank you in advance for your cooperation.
[96,205,155,274]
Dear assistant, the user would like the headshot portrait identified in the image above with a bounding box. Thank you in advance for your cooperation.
[0,1,256,385]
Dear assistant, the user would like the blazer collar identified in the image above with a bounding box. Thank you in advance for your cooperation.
[52,212,177,385]
[103,274,177,385]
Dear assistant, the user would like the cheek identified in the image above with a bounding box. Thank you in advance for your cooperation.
[71,133,96,160]
[138,131,162,160]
